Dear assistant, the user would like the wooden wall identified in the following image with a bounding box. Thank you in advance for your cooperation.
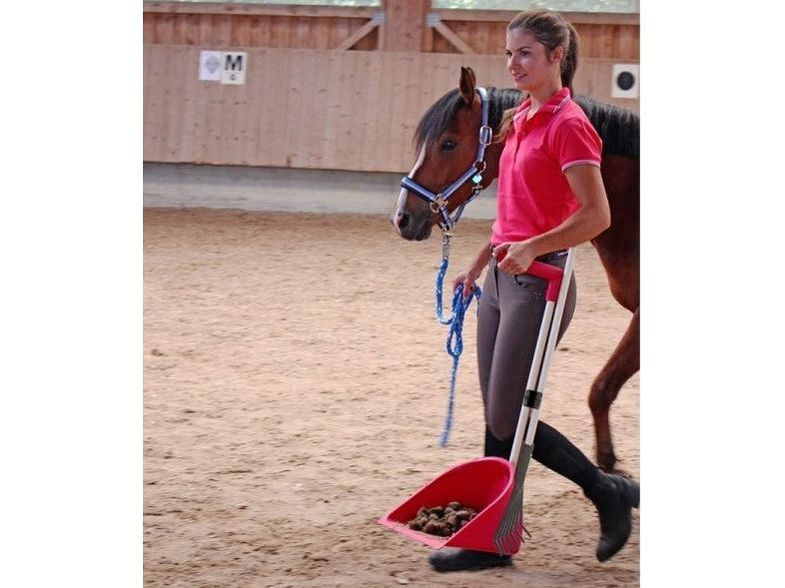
[432,12,639,59]
[143,4,380,50]
[143,2,639,173]
[143,3,639,59]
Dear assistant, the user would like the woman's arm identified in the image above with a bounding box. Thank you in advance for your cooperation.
[453,237,493,297]
[496,164,610,274]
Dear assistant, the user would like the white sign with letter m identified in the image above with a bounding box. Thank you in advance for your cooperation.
[222,52,247,86]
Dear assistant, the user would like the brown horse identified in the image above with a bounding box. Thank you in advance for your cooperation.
[391,67,639,473]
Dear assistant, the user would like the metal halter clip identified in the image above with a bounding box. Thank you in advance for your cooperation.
[441,231,453,260]
[430,194,447,214]
[478,125,492,146]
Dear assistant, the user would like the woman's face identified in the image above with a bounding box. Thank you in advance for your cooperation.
[505,29,560,92]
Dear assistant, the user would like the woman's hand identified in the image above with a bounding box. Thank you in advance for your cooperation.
[495,240,538,275]
[452,266,482,299]
[490,165,610,273]
[452,239,492,298]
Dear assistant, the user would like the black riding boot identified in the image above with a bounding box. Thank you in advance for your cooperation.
[427,428,515,573]
[484,426,514,460]
[584,471,640,562]
[532,421,640,562]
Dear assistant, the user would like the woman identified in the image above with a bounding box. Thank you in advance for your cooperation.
[428,9,639,573]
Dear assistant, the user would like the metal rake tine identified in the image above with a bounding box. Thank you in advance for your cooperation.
[497,496,522,528]
[493,525,511,554]
[495,515,517,541]
[499,537,507,553]
[507,511,521,536]
[493,536,505,556]
[498,533,517,555]
[494,511,516,540]
[493,535,505,555]
[492,530,508,553]
[493,508,523,555]
[493,457,528,554]
[507,518,523,544]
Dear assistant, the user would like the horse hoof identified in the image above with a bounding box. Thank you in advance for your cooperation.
[597,451,619,474]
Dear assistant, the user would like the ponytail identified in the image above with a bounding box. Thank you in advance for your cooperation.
[561,23,579,95]
[495,107,517,144]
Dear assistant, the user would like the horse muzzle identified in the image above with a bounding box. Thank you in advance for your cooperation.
[391,187,434,241]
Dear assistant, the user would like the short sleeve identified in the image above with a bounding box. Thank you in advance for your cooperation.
[550,114,602,172]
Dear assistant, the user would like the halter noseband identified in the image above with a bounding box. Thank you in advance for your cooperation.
[400,87,492,237]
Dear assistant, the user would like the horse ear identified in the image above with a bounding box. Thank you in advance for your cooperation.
[459,67,477,106]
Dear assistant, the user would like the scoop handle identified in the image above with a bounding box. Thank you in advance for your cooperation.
[525,261,564,302]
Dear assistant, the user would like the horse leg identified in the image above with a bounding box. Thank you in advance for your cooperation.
[589,307,640,473]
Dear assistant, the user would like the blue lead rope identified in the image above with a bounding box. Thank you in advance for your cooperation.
[434,257,482,447]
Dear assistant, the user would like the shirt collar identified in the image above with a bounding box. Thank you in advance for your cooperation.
[514,87,572,120]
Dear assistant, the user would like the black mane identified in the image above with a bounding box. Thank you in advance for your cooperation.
[414,86,639,160]
[574,95,639,159]
[414,87,522,152]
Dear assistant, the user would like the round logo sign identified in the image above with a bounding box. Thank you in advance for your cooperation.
[616,71,636,91]
[204,54,221,74]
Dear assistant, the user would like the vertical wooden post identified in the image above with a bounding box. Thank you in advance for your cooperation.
[380,0,430,52]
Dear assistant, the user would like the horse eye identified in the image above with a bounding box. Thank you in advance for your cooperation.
[441,140,457,152]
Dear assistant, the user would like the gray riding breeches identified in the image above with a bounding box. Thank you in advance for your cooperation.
[476,250,577,441]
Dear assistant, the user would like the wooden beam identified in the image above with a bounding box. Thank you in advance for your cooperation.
[429,17,475,54]
[436,9,639,26]
[142,3,638,28]
[143,2,377,19]
[381,0,429,52]
[335,14,383,51]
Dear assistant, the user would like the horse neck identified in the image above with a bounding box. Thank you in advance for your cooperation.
[482,142,504,185]
[487,87,524,133]
[574,95,639,160]
[482,88,524,182]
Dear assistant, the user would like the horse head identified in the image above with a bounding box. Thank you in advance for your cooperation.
[391,67,502,241]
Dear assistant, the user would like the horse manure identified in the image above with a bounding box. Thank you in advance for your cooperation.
[407,503,478,537]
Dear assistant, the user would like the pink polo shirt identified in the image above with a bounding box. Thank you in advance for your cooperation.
[491,87,602,246]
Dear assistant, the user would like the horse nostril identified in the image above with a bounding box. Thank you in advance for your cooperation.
[396,211,409,230]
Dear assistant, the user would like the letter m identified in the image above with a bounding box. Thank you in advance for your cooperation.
[225,54,243,72]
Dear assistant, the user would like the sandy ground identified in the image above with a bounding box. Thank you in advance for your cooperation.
[143,208,640,587]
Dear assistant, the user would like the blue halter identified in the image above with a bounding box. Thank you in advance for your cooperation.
[400,87,493,234]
